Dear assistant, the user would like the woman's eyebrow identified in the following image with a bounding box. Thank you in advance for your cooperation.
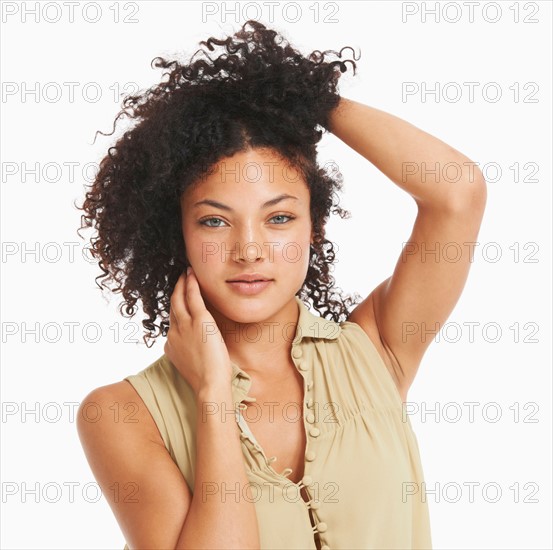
[193,193,299,211]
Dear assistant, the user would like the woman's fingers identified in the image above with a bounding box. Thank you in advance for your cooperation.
[170,267,205,333]
[185,268,204,318]
[170,271,190,325]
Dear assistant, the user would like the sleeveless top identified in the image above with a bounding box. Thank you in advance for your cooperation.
[122,296,432,549]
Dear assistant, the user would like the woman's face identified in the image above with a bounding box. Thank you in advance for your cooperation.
[180,147,313,324]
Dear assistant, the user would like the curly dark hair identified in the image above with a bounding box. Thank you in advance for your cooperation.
[76,19,364,347]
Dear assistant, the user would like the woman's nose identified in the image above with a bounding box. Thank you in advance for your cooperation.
[231,224,267,262]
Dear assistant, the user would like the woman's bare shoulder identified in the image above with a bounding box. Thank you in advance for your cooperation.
[76,380,192,548]
[77,380,165,447]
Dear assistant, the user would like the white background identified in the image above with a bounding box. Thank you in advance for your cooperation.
[1,1,551,548]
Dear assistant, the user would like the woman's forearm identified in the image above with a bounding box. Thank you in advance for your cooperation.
[328,97,486,211]
[176,384,260,549]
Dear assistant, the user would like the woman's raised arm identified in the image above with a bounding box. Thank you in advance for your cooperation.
[330,97,487,398]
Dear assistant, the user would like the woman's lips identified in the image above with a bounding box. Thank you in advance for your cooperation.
[226,280,273,295]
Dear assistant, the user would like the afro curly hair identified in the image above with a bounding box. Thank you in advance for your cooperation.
[76,19,363,347]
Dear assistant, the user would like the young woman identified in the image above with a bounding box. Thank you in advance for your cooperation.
[76,20,486,550]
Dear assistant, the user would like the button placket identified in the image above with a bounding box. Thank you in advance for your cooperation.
[291,298,342,550]
[291,343,318,464]
[292,341,332,550]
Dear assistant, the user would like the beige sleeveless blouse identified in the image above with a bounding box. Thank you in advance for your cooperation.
[123,296,432,549]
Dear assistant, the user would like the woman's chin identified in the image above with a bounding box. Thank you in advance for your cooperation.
[204,292,278,325]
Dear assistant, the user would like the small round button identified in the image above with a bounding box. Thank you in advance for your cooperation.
[317,522,328,533]
[299,363,309,371]
[306,412,315,423]
[321,545,330,550]
[309,427,320,437]
[310,500,320,510]
[305,450,316,461]
[292,347,303,359]
[302,475,314,487]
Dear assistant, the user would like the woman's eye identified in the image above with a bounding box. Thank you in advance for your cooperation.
[200,217,226,227]
[270,215,295,224]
